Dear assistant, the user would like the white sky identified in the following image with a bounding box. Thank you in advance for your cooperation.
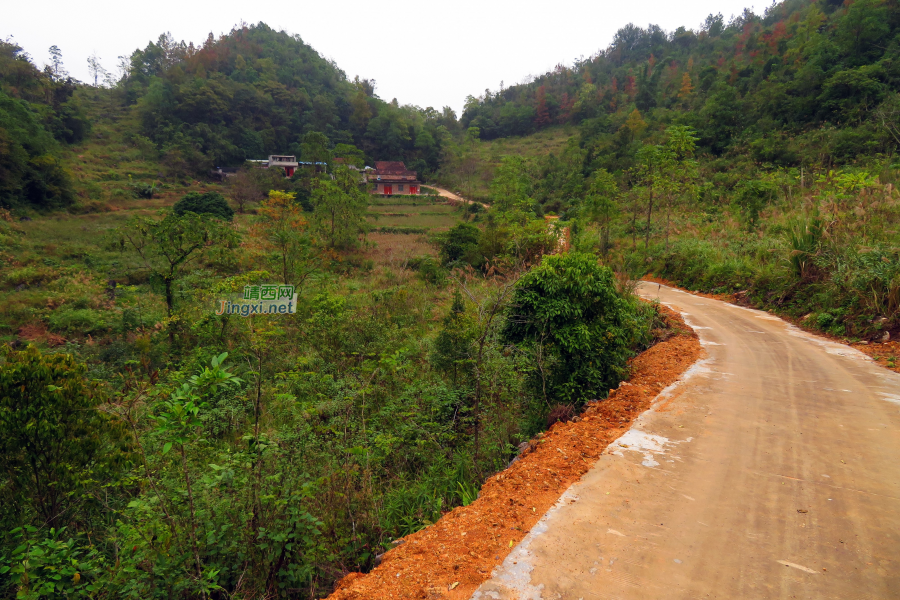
[5,0,761,115]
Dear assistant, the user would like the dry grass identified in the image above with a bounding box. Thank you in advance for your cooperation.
[365,233,436,269]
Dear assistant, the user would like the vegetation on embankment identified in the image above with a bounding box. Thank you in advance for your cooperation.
[329,303,701,600]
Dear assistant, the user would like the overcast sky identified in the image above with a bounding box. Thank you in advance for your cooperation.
[6,0,762,114]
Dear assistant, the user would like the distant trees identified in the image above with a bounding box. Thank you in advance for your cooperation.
[535,85,550,127]
[459,0,900,166]
[117,24,453,174]
[0,40,85,209]
[310,165,368,249]
[173,191,235,221]
[86,53,108,87]
[46,45,67,80]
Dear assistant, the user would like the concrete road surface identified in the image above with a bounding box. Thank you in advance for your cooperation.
[471,282,900,600]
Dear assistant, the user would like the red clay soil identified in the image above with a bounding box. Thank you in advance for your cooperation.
[850,340,900,374]
[644,275,900,375]
[328,306,703,600]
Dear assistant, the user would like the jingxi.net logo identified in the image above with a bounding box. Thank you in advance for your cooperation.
[216,284,297,317]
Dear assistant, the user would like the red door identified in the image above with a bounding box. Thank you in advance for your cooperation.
[384,185,393,195]
[410,185,418,195]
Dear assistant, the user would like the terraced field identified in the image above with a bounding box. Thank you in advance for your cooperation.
[366,197,462,232]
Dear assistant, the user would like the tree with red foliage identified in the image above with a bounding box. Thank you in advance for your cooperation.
[558,92,575,124]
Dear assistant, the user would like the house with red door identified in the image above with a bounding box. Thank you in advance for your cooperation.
[267,155,299,177]
[369,161,420,195]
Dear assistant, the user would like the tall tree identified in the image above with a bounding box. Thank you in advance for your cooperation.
[490,156,533,223]
[86,53,106,87]
[46,45,66,81]
[252,190,320,288]
[310,165,368,249]
[116,212,238,340]
[534,86,551,127]
[634,143,668,251]
[585,169,620,257]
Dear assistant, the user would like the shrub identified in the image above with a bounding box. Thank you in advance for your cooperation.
[407,256,447,286]
[48,307,109,335]
[172,192,234,221]
[0,346,126,526]
[734,179,777,228]
[502,252,653,406]
[438,222,483,268]
[129,180,159,199]
[5,266,49,287]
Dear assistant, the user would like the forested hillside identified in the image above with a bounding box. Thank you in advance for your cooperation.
[0,23,458,211]
[0,41,89,208]
[440,0,900,342]
[460,0,899,163]
[123,24,456,174]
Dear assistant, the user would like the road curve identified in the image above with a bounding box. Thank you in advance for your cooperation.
[429,185,489,208]
[471,282,900,599]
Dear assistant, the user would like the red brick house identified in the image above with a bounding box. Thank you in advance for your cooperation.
[370,161,420,195]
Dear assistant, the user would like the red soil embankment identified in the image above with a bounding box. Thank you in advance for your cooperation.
[329,305,703,600]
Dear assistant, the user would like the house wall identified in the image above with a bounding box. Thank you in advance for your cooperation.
[374,182,419,195]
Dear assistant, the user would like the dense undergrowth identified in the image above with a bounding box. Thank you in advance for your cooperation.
[643,167,900,339]
[0,176,657,598]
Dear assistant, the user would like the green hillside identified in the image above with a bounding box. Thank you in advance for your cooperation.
[0,23,459,213]
[440,0,900,339]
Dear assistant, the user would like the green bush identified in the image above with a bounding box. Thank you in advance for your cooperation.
[5,266,49,287]
[129,180,159,199]
[438,222,483,268]
[407,256,447,286]
[0,346,126,528]
[172,192,234,221]
[48,307,109,335]
[502,252,653,406]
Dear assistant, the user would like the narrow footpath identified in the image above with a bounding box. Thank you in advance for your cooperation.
[472,282,900,599]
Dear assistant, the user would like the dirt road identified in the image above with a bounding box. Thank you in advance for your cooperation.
[471,282,900,599]
[429,186,489,209]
